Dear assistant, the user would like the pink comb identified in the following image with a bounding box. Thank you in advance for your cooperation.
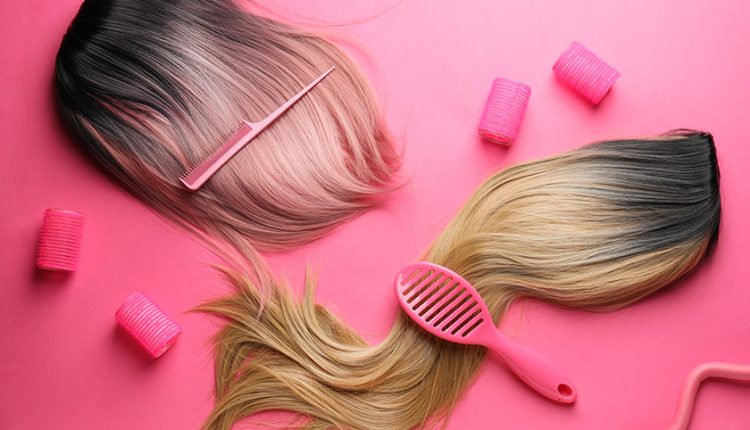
[180,66,335,191]
[395,262,577,404]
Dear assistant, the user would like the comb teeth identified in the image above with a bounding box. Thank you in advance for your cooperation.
[179,165,194,182]
[179,122,253,190]
[181,122,245,176]
[400,268,485,338]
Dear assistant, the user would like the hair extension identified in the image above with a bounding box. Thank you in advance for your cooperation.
[198,131,721,429]
[54,0,400,254]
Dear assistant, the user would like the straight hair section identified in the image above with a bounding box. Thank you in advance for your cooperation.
[55,0,401,254]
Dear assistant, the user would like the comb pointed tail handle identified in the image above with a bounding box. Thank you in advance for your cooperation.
[484,330,577,404]
[254,66,335,129]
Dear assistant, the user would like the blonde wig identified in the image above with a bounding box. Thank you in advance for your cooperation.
[54,0,400,253]
[198,131,721,429]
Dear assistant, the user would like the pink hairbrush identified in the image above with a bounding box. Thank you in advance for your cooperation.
[180,66,335,191]
[394,262,577,404]
[669,362,750,430]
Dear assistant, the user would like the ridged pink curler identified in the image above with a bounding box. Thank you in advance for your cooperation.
[115,292,182,358]
[36,208,84,272]
[553,41,620,105]
[669,362,750,430]
[395,262,577,404]
[478,77,531,145]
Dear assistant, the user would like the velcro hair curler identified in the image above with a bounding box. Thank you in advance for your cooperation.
[36,208,84,272]
[115,292,182,358]
[478,77,531,145]
[553,41,620,105]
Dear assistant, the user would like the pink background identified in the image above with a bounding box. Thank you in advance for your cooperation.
[1,0,749,428]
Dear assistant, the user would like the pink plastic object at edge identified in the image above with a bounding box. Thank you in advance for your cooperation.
[180,66,335,191]
[36,208,84,272]
[478,77,531,145]
[553,41,620,105]
[669,362,750,430]
[394,262,577,404]
[115,292,182,358]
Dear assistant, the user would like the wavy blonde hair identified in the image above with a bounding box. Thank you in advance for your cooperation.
[54,0,400,254]
[198,131,720,429]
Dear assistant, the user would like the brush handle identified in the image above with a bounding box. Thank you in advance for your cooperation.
[485,329,577,404]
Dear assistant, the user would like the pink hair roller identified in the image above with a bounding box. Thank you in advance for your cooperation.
[36,208,84,272]
[553,41,620,105]
[115,292,182,358]
[478,77,531,145]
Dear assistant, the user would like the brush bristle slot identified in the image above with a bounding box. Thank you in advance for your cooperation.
[412,277,451,311]
[407,273,444,304]
[402,269,432,296]
[418,281,460,317]
[434,295,472,329]
[431,291,469,327]
[461,318,484,337]
[441,301,479,333]
[450,309,482,335]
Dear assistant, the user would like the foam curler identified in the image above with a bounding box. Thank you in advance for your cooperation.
[115,292,182,358]
[36,208,84,272]
[553,41,620,105]
[478,77,531,145]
